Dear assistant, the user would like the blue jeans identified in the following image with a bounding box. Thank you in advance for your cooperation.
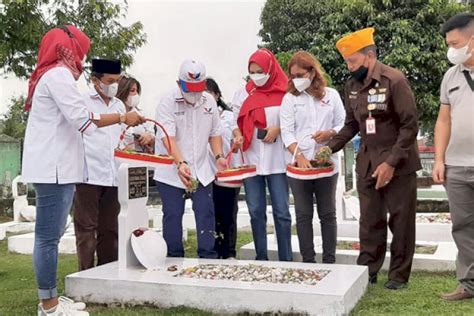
[156,181,217,259]
[33,183,75,300]
[243,174,293,261]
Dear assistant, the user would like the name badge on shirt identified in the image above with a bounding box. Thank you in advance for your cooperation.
[366,117,376,135]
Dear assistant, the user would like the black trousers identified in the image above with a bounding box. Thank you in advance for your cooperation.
[213,183,239,259]
[288,174,338,263]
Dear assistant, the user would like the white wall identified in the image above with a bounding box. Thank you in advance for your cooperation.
[0,0,265,117]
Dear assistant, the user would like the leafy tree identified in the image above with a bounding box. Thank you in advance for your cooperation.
[0,0,147,140]
[260,0,473,133]
[0,0,147,79]
[0,96,28,140]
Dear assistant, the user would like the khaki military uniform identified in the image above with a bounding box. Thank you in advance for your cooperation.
[328,61,421,282]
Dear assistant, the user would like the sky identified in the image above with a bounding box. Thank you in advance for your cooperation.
[0,0,266,117]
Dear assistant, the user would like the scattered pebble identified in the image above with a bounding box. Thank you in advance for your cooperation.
[173,264,330,285]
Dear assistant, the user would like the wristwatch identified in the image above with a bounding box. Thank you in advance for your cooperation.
[177,160,188,169]
[119,113,126,123]
[215,154,225,161]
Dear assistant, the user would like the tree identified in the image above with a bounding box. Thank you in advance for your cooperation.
[0,0,147,140]
[0,0,147,79]
[0,96,28,140]
[260,0,473,133]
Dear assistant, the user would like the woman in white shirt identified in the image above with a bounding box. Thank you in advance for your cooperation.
[21,25,143,316]
[232,48,293,261]
[206,77,240,259]
[116,75,155,152]
[280,51,346,264]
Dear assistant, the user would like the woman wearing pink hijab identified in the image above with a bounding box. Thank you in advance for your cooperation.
[232,48,293,261]
[22,25,143,315]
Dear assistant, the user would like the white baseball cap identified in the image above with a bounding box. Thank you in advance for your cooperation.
[178,59,206,92]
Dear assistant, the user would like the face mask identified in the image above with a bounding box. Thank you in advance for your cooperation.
[447,37,473,65]
[127,94,140,108]
[249,73,270,87]
[350,65,369,82]
[183,92,202,105]
[99,81,118,98]
[292,78,311,92]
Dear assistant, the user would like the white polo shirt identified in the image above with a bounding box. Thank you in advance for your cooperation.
[153,87,222,189]
[280,87,346,171]
[22,67,99,184]
[82,89,126,187]
[231,88,287,176]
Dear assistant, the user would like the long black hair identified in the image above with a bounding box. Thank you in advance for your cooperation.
[206,77,232,111]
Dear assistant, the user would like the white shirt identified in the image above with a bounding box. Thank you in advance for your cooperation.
[22,67,99,184]
[153,87,222,189]
[232,88,287,176]
[280,87,346,171]
[82,89,126,187]
[209,108,242,174]
[123,108,156,152]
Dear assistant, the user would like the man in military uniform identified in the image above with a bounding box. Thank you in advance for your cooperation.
[320,27,421,289]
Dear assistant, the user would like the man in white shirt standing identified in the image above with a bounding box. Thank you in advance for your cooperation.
[73,59,125,271]
[154,60,227,258]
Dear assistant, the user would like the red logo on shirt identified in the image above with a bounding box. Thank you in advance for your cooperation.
[204,107,213,114]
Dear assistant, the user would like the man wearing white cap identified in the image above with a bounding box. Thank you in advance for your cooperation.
[154,59,227,258]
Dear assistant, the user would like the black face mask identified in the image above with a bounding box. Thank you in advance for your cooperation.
[350,65,369,82]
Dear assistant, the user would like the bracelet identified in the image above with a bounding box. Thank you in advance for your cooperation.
[177,160,188,169]
[215,154,225,161]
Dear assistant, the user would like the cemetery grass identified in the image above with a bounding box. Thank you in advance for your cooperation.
[0,231,473,316]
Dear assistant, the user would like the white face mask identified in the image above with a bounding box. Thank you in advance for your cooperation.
[99,81,118,98]
[183,92,202,105]
[447,37,473,65]
[249,73,270,87]
[127,94,140,108]
[292,78,311,92]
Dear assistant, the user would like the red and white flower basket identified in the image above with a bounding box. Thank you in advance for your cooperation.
[286,135,336,180]
[115,119,174,167]
[216,147,256,184]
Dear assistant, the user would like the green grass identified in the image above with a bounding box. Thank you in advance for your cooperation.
[0,231,472,316]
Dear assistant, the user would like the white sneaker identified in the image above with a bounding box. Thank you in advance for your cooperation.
[58,296,87,310]
[38,300,89,316]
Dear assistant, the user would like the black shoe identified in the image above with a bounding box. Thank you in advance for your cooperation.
[369,273,378,284]
[384,280,407,290]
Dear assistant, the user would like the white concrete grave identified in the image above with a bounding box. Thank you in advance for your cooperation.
[0,176,36,239]
[7,224,183,255]
[240,235,457,272]
[66,164,369,315]
[66,258,368,315]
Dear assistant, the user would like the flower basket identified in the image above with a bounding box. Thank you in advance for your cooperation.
[286,135,336,180]
[216,147,256,183]
[114,119,174,167]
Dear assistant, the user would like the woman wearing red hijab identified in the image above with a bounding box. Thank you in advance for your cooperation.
[232,48,293,261]
[22,25,143,316]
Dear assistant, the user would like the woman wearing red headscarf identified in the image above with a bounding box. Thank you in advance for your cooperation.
[232,48,293,261]
[22,25,143,316]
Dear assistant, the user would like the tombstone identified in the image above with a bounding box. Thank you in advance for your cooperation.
[12,175,36,222]
[117,163,150,269]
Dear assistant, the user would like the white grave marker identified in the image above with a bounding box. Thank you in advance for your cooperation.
[118,164,149,269]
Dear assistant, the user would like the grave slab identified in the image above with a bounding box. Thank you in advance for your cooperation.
[7,227,187,255]
[0,225,5,240]
[240,235,456,272]
[66,258,368,315]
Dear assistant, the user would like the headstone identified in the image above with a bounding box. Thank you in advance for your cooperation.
[117,164,150,269]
